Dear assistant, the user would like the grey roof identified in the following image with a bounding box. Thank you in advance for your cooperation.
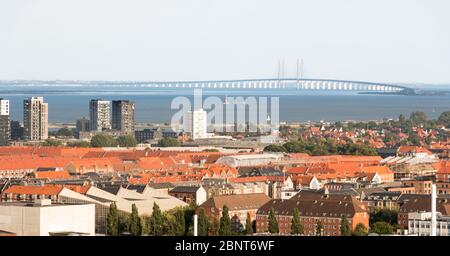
[240,167,285,177]
[124,184,147,193]
[201,178,228,187]
[149,182,175,189]
[96,184,122,195]
[366,191,402,199]
[170,186,201,193]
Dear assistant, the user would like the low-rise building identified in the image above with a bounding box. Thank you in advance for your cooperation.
[197,193,271,232]
[0,199,95,236]
[168,186,207,205]
[407,211,450,236]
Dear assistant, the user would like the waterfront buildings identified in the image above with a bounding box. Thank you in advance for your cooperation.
[0,99,10,146]
[23,97,48,141]
[184,108,207,140]
[112,100,135,135]
[89,99,111,132]
[10,121,24,141]
[76,117,90,133]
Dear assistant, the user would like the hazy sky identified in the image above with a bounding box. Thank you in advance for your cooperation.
[0,0,449,83]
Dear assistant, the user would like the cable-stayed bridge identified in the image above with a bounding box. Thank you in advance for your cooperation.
[101,78,415,95]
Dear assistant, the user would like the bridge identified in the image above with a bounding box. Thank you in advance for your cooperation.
[105,78,415,95]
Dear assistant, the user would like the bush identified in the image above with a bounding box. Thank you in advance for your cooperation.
[91,134,118,147]
[158,137,180,147]
[117,135,138,147]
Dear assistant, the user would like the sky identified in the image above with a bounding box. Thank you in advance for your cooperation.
[0,0,449,84]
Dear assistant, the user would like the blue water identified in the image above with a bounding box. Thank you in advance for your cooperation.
[1,86,450,123]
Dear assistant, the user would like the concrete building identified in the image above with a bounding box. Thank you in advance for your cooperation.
[89,99,111,131]
[10,121,24,141]
[408,212,450,236]
[184,108,207,140]
[215,154,284,167]
[0,98,10,145]
[23,97,48,141]
[76,117,90,133]
[0,199,95,236]
[112,100,135,135]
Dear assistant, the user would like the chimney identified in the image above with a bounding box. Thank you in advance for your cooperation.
[431,183,437,236]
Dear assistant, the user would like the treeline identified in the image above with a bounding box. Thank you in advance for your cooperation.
[44,134,183,148]
[43,134,138,148]
[264,138,378,156]
[106,204,254,236]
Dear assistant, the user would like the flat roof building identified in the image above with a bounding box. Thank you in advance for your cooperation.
[0,199,95,236]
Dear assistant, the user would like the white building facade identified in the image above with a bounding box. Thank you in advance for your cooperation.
[408,212,450,236]
[89,99,111,131]
[184,109,207,140]
[0,200,95,236]
[23,97,48,141]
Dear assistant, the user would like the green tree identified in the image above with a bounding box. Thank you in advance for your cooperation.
[352,223,368,236]
[118,214,129,234]
[141,215,151,235]
[408,134,422,146]
[219,205,233,236]
[340,217,351,236]
[116,135,138,147]
[197,208,210,236]
[410,111,427,125]
[438,111,450,127]
[263,145,287,152]
[209,218,220,236]
[173,208,186,236]
[268,208,279,234]
[183,204,196,236]
[158,137,180,147]
[369,208,398,226]
[91,134,118,147]
[106,202,119,236]
[315,220,323,236]
[67,141,91,147]
[128,204,142,236]
[245,212,254,235]
[398,114,406,123]
[43,139,63,147]
[371,221,394,235]
[149,203,165,236]
[56,127,74,137]
[291,208,303,235]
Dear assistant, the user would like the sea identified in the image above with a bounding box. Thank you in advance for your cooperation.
[1,85,450,124]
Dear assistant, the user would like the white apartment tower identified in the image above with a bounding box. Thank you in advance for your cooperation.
[23,97,48,141]
[184,108,207,140]
[89,99,111,131]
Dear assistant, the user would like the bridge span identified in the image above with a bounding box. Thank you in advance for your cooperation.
[102,78,415,95]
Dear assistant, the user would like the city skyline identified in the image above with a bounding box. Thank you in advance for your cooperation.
[0,0,449,84]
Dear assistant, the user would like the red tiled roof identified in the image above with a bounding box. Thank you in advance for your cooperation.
[3,185,63,196]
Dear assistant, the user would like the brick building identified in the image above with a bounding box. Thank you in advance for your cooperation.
[255,190,369,236]
[197,193,271,232]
